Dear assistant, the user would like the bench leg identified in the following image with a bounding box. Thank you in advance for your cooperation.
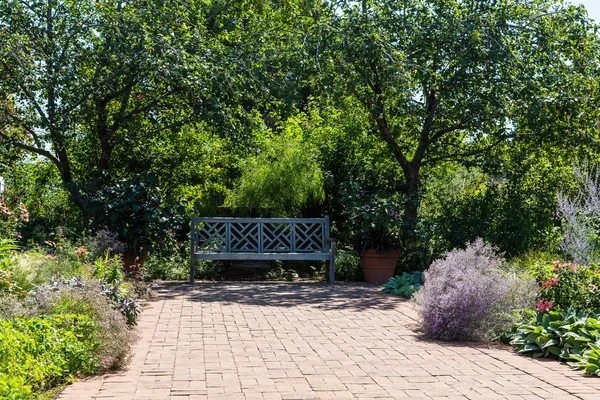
[190,232,195,284]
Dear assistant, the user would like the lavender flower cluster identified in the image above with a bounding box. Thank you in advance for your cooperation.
[557,163,600,265]
[415,239,535,341]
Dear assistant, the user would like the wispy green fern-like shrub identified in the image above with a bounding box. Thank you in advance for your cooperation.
[226,128,325,216]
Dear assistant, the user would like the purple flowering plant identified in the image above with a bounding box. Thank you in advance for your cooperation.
[415,239,537,341]
[339,183,405,254]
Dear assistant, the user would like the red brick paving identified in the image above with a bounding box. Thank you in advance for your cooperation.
[59,282,600,399]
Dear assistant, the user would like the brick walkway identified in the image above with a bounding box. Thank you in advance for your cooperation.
[59,282,600,400]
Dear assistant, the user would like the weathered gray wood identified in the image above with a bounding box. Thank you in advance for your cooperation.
[196,217,328,223]
[189,222,196,284]
[258,223,263,253]
[194,252,331,261]
[190,217,337,284]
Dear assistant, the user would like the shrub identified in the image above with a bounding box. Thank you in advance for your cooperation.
[194,260,225,281]
[0,294,31,320]
[335,250,363,281]
[0,270,24,297]
[0,314,99,397]
[144,244,188,281]
[3,249,89,292]
[532,261,600,312]
[88,230,126,260]
[416,239,536,341]
[557,163,600,265]
[32,279,135,371]
[92,254,124,284]
[339,183,405,253]
[225,128,325,216]
[383,273,421,298]
[99,281,142,326]
[0,374,30,399]
[508,250,562,272]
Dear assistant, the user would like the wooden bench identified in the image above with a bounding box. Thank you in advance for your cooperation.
[190,217,337,284]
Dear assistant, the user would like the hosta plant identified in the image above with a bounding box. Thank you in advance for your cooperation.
[570,343,600,376]
[383,273,421,298]
[510,309,600,373]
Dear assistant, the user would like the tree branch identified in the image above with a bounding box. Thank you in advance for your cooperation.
[374,117,410,170]
[413,88,439,163]
[422,136,506,165]
[0,60,49,126]
[0,133,60,168]
[122,88,181,120]
[430,123,469,142]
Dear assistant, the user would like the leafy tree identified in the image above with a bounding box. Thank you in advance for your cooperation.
[314,0,600,230]
[420,154,568,258]
[226,118,325,216]
[0,0,269,257]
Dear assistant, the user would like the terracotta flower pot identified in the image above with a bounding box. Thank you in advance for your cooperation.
[123,247,149,278]
[360,248,400,284]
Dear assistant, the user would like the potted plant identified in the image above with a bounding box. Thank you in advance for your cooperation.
[88,173,184,275]
[341,184,404,284]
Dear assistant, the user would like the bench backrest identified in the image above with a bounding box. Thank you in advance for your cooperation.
[191,217,331,254]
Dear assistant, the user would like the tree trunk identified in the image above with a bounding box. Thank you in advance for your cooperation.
[403,162,420,232]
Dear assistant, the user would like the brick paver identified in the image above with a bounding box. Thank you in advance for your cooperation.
[59,282,600,399]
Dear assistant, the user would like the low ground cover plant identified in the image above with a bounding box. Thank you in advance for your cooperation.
[0,231,141,397]
[508,309,600,376]
[0,314,100,399]
[509,309,599,360]
[570,343,600,376]
[383,273,421,298]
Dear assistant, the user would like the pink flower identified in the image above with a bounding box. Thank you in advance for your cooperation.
[552,261,560,272]
[537,300,544,311]
[537,299,553,312]
[75,247,88,256]
[571,265,578,273]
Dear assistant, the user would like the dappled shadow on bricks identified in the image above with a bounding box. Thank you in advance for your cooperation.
[152,281,409,312]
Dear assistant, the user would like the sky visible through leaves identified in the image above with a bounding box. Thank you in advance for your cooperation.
[571,0,600,22]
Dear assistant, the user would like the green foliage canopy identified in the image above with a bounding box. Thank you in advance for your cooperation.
[226,120,325,216]
[313,0,600,225]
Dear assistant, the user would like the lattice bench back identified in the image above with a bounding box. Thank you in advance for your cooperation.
[190,217,337,284]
